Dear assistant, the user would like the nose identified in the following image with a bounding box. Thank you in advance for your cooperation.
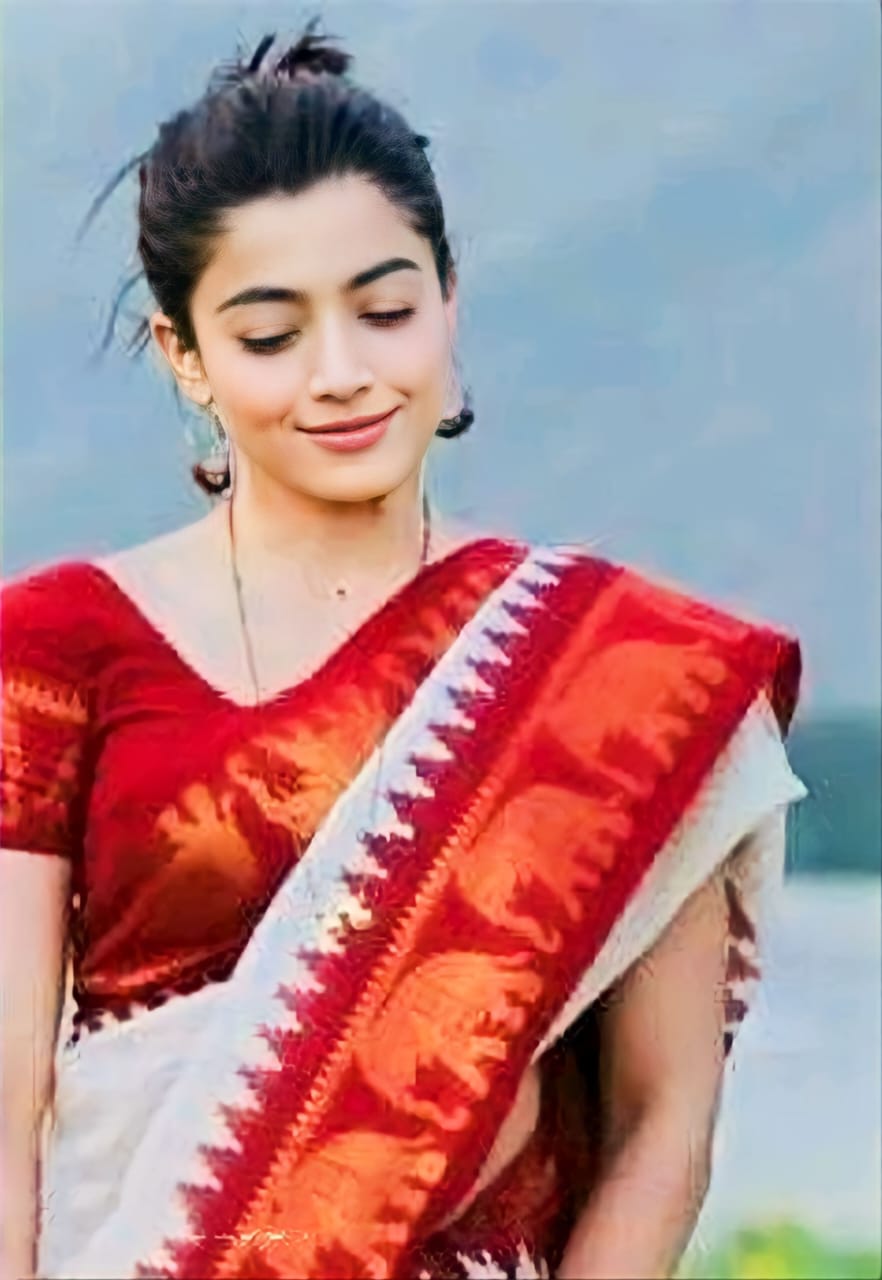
[307,315,374,403]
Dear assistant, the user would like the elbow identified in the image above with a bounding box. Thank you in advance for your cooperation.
[612,1091,720,1202]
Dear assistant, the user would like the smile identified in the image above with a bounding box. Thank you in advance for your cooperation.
[297,408,397,453]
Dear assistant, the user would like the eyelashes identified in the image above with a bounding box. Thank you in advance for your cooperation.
[239,308,416,355]
[239,332,299,354]
[365,308,416,327]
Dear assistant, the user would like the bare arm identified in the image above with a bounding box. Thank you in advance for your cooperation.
[0,850,70,1280]
[558,863,730,1280]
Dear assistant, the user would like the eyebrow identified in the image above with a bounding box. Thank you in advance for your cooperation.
[215,257,422,313]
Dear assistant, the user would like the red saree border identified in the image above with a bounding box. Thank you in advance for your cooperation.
[406,567,801,1239]
[154,552,800,1279]
[152,550,614,1278]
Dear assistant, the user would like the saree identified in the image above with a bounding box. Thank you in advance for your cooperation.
[33,541,806,1279]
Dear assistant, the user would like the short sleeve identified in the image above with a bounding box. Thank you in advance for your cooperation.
[1,566,94,858]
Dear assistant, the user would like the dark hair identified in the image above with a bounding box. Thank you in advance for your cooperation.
[82,17,473,496]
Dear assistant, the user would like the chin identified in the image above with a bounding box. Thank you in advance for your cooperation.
[281,456,419,506]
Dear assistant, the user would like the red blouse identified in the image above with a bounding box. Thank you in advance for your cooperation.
[0,539,521,1033]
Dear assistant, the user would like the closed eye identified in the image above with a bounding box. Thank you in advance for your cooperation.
[239,308,416,355]
[365,307,416,327]
[239,333,297,353]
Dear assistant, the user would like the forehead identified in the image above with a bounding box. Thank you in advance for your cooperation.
[195,175,430,304]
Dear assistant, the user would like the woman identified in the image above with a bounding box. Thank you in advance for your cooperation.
[0,22,807,1280]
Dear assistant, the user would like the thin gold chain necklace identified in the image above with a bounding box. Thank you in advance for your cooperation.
[226,492,433,706]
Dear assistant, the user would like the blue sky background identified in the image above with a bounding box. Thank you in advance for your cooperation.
[3,0,880,713]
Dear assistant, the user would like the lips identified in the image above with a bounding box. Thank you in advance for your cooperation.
[298,408,397,453]
[300,410,396,435]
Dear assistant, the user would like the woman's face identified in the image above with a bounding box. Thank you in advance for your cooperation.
[156,175,457,505]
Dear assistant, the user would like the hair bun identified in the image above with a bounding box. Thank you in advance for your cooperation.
[249,20,352,85]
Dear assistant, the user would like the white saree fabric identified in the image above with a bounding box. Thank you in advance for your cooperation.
[36,547,807,1278]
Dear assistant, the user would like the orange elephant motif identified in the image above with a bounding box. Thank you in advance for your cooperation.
[453,784,632,952]
[544,638,729,793]
[223,694,384,842]
[217,1128,447,1279]
[354,951,543,1132]
[155,781,260,895]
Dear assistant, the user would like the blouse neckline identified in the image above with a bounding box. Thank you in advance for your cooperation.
[75,536,522,715]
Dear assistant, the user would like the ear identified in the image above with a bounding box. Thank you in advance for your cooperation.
[149,311,212,407]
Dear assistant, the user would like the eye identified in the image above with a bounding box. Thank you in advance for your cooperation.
[238,308,415,355]
[239,332,297,355]
[363,308,416,327]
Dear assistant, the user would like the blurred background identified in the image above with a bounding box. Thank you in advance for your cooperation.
[2,2,880,1275]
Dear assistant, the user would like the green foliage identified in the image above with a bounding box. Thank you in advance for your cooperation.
[677,1218,881,1279]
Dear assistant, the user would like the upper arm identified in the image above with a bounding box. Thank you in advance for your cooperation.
[591,690,805,1153]
[1,849,70,1278]
[1,569,89,1271]
[1,568,91,1108]
[1,848,71,1118]
[1,571,84,1106]
[595,861,730,1157]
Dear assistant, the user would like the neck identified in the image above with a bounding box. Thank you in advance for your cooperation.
[215,459,430,591]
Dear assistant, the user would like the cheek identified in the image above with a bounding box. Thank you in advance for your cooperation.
[378,312,449,398]
[213,350,295,420]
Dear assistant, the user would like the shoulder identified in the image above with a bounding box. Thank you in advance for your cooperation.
[1,557,106,629]
[2,517,212,673]
[1,560,120,856]
[539,541,802,736]
[1,560,115,691]
[430,517,511,561]
[94,513,213,583]
[544,539,796,638]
